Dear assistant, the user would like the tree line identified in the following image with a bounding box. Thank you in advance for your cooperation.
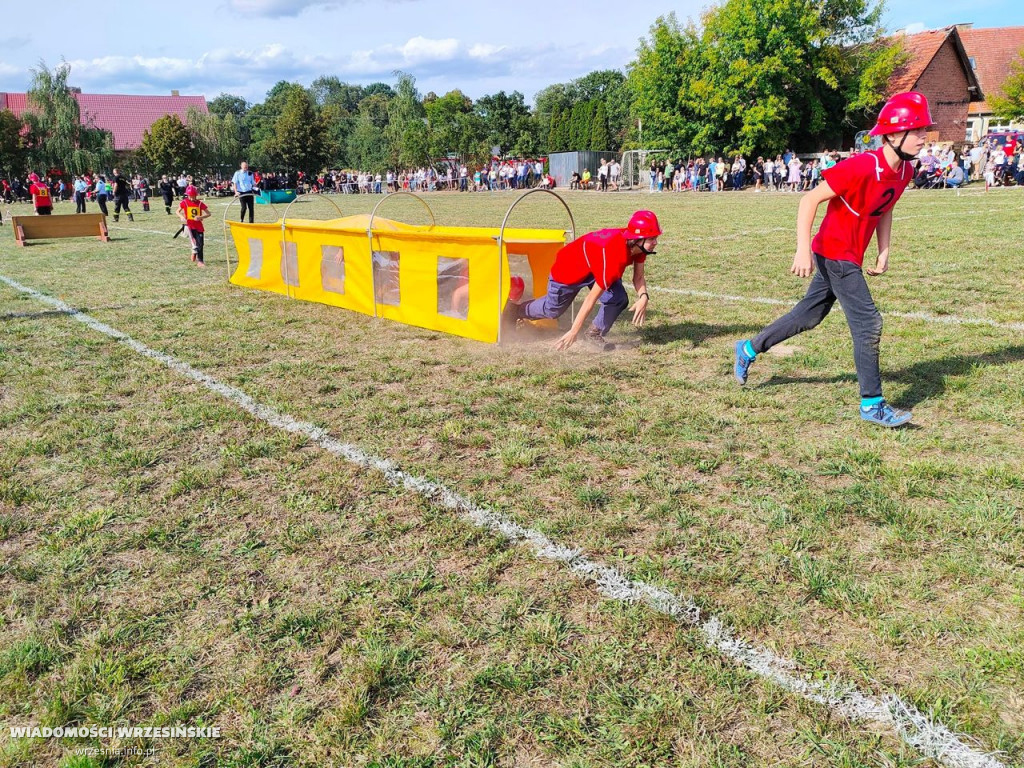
[7,0,1021,180]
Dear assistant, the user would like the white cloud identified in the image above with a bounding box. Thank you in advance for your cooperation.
[400,37,459,62]
[900,22,927,34]
[0,36,633,103]
[468,43,505,59]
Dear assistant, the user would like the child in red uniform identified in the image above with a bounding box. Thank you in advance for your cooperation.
[177,185,211,267]
[733,92,932,427]
[28,173,53,215]
[509,210,659,351]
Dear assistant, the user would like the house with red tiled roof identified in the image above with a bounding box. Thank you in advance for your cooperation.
[885,26,982,143]
[0,90,208,151]
[957,25,1024,140]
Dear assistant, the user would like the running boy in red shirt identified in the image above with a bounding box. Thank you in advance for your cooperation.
[177,185,211,267]
[28,173,53,215]
[733,91,932,427]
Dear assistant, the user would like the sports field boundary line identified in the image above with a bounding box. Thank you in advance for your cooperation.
[0,271,1007,768]
[653,286,1024,332]
[108,224,224,239]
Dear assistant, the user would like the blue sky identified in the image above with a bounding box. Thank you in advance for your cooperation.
[0,0,1015,105]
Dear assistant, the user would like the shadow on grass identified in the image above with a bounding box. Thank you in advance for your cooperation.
[638,321,763,346]
[757,344,1024,409]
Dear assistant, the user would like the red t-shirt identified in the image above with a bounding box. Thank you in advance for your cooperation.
[812,148,913,267]
[179,199,209,232]
[549,228,645,290]
[29,182,52,209]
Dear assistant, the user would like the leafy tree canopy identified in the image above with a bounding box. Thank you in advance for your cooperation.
[23,59,113,175]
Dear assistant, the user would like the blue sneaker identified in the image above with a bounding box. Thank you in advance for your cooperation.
[734,340,755,385]
[859,401,912,428]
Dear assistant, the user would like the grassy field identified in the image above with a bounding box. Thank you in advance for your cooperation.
[1,185,1022,767]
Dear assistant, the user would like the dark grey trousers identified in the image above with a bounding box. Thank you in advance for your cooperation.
[520,277,629,336]
[752,253,883,399]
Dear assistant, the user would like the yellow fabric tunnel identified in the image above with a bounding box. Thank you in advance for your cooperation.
[227,213,567,344]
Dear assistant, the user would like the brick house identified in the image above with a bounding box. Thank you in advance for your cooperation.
[887,26,982,143]
[957,26,1024,140]
[0,90,208,151]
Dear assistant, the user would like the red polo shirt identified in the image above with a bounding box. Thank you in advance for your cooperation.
[549,228,645,290]
[179,199,209,232]
[29,182,52,210]
[812,148,914,267]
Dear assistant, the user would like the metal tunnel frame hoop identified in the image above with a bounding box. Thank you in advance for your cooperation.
[220,192,344,285]
[496,188,576,344]
[366,192,437,318]
[279,193,345,299]
[221,193,275,280]
[220,192,288,281]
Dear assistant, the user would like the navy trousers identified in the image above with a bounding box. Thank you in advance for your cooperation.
[519,276,629,336]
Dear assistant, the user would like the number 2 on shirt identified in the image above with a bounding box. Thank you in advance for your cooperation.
[869,188,895,217]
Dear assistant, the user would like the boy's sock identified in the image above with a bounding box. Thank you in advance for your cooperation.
[742,340,756,360]
[860,396,884,410]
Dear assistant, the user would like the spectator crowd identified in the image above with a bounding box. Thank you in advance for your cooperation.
[3,133,1022,217]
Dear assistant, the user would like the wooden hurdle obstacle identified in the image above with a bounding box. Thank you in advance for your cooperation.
[11,213,110,247]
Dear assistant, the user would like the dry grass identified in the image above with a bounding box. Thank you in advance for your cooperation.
[1,186,1022,767]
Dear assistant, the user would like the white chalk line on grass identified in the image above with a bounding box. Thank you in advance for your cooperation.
[0,297,214,322]
[893,203,1024,221]
[654,286,1024,333]
[0,271,1007,768]
[108,224,224,239]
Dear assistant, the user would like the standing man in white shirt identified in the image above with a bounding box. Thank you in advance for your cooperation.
[231,161,257,223]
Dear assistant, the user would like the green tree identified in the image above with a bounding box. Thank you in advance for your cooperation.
[425,90,485,161]
[347,111,389,172]
[547,104,563,152]
[310,76,365,113]
[629,2,901,155]
[187,107,243,174]
[534,83,572,138]
[569,70,627,102]
[362,82,396,100]
[513,127,540,158]
[141,113,196,174]
[266,89,329,175]
[208,93,248,118]
[628,14,697,150]
[0,110,26,175]
[400,120,430,168]
[22,60,113,175]
[568,101,595,150]
[990,46,1024,121]
[311,76,367,166]
[475,90,534,156]
[590,101,611,150]
[538,70,631,152]
[245,81,307,166]
[553,110,571,153]
[384,72,424,167]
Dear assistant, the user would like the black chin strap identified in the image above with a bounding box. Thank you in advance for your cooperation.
[630,239,657,256]
[886,131,917,162]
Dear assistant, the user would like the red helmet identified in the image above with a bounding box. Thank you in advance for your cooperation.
[28,172,39,182]
[508,275,525,302]
[185,184,198,197]
[869,91,934,136]
[626,210,662,238]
